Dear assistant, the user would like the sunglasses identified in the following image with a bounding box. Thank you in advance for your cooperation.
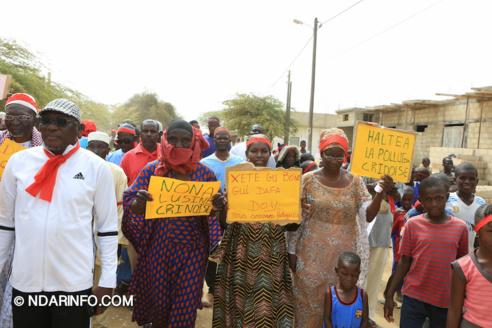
[115,137,136,145]
[38,116,75,127]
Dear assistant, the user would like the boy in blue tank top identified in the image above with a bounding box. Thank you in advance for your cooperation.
[324,252,368,328]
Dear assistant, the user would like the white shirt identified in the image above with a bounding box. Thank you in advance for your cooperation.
[230,141,276,168]
[0,145,118,292]
[446,192,486,251]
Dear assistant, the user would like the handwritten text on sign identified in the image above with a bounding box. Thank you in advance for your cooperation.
[351,122,416,183]
[227,168,302,224]
[0,139,26,180]
[145,177,220,219]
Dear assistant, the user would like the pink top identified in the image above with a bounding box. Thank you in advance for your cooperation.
[452,250,492,327]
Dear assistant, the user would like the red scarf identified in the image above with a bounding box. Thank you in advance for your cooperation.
[25,142,81,202]
[139,143,160,161]
[155,128,209,176]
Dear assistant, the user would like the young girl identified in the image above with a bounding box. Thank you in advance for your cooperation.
[276,145,301,169]
[447,203,492,328]
[210,134,298,328]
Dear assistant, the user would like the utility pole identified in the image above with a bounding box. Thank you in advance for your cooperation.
[307,17,318,153]
[284,71,292,145]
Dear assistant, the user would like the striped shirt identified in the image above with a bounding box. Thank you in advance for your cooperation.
[399,215,469,307]
[452,250,492,327]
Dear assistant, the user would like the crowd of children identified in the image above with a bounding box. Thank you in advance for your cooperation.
[320,157,492,328]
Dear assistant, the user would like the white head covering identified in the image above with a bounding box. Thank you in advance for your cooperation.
[88,131,110,145]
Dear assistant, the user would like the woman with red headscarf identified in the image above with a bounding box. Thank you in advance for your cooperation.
[122,119,225,328]
[290,128,394,328]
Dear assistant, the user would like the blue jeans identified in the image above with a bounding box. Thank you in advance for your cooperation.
[116,247,132,284]
[400,295,447,328]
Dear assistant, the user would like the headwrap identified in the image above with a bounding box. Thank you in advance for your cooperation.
[214,127,230,136]
[39,99,81,123]
[6,93,38,114]
[189,120,200,129]
[273,144,286,155]
[319,128,348,154]
[88,131,110,145]
[474,214,492,233]
[81,120,96,137]
[208,117,220,125]
[246,134,271,149]
[117,123,136,135]
[303,161,317,173]
[155,120,208,176]
[25,142,81,202]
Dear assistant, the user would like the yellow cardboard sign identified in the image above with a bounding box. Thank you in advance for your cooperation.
[145,176,221,219]
[0,139,26,180]
[351,121,416,183]
[226,163,302,225]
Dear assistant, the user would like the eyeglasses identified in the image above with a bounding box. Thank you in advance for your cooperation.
[115,137,135,145]
[38,116,75,127]
[5,114,32,121]
[324,155,345,162]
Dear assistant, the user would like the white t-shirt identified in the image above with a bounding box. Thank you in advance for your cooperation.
[446,192,486,251]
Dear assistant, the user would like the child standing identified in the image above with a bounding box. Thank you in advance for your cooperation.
[324,252,368,328]
[447,204,492,327]
[384,176,469,328]
[446,162,486,251]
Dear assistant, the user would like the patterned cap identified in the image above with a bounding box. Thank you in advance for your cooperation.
[40,99,81,123]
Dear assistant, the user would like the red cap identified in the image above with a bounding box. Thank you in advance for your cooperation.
[6,93,38,114]
[81,120,97,137]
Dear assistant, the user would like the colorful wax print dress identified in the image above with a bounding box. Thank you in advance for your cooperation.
[210,222,294,328]
[122,162,218,328]
[292,172,371,328]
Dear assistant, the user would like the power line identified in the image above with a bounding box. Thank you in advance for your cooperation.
[264,0,366,94]
[321,0,364,25]
[264,35,313,94]
[331,0,446,58]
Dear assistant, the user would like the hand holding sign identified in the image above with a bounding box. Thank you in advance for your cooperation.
[0,139,27,180]
[351,121,417,183]
[145,177,221,219]
[226,162,302,225]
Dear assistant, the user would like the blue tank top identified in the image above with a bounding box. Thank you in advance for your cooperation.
[325,285,364,328]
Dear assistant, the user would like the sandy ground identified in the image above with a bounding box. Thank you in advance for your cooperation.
[105,252,400,328]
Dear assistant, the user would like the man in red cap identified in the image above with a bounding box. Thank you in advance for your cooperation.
[107,123,137,166]
[79,119,96,149]
[0,93,42,148]
[0,93,43,328]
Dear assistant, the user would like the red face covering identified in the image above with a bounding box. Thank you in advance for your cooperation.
[155,127,209,176]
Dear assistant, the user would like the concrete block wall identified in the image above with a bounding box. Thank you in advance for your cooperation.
[413,124,444,165]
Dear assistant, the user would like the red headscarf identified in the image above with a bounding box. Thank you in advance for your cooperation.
[155,127,209,176]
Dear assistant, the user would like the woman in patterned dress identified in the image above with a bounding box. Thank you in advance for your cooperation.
[210,134,302,328]
[291,128,394,328]
[122,119,225,328]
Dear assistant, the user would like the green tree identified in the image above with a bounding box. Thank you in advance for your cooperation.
[222,93,299,141]
[111,92,181,129]
[0,38,112,131]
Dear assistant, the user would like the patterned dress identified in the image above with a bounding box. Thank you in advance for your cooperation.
[210,222,294,328]
[292,172,371,328]
[122,162,218,327]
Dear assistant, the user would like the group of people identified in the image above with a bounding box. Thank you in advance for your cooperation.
[0,93,490,328]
